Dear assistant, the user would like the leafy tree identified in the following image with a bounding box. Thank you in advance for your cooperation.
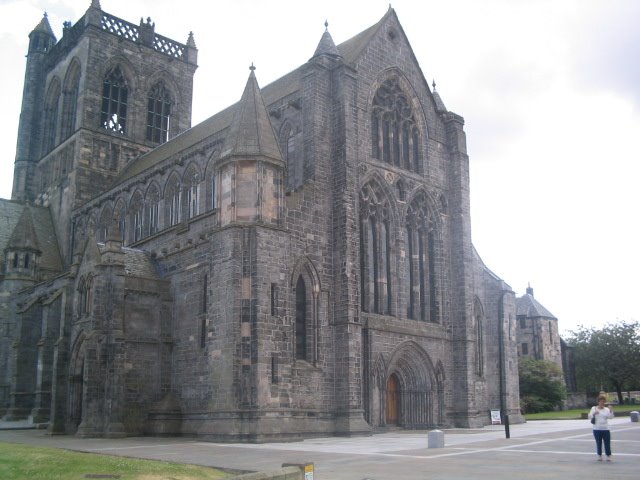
[565,320,640,404]
[518,357,566,413]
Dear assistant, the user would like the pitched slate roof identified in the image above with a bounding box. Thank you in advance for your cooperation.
[336,9,390,65]
[516,294,557,319]
[114,8,429,187]
[122,248,162,279]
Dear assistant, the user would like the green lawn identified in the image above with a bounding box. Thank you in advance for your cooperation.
[0,442,233,480]
[524,409,589,420]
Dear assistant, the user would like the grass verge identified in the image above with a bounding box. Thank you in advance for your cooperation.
[524,409,590,420]
[0,442,233,480]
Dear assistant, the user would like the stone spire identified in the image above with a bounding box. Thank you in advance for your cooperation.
[311,20,342,60]
[220,65,283,162]
[31,12,56,43]
[187,31,196,48]
[431,79,447,114]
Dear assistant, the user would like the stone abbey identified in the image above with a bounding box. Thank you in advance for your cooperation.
[0,1,537,441]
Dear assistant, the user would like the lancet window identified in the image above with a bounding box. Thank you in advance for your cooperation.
[130,191,144,242]
[60,61,80,140]
[113,200,126,242]
[280,122,302,190]
[43,79,61,153]
[97,206,112,243]
[183,167,199,219]
[101,66,128,133]
[146,184,160,235]
[146,81,172,143]
[371,78,420,172]
[360,181,392,315]
[164,174,181,226]
[295,275,307,360]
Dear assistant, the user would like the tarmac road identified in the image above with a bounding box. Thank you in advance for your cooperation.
[2,418,639,479]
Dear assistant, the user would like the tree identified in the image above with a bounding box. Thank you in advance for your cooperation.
[518,357,566,413]
[565,320,640,404]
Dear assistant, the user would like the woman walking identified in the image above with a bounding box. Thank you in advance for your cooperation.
[588,395,614,461]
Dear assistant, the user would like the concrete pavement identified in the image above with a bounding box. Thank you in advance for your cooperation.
[1,418,639,479]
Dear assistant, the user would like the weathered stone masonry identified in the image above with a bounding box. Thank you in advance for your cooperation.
[0,1,525,442]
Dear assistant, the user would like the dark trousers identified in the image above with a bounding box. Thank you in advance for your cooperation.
[593,429,612,456]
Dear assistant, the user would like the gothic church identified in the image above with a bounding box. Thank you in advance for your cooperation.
[0,1,524,441]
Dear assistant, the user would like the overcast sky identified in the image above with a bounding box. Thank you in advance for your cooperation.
[1,0,638,335]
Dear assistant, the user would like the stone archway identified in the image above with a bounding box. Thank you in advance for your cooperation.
[383,341,440,428]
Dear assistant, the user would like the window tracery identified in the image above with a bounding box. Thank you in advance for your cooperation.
[43,79,61,153]
[129,191,144,242]
[371,78,420,172]
[164,174,181,226]
[405,193,439,322]
[183,167,199,219]
[145,184,160,235]
[360,180,393,315]
[101,66,128,133]
[60,61,81,140]
[146,81,172,143]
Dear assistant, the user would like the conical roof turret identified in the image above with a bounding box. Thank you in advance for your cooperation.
[311,21,342,60]
[431,80,447,114]
[220,65,283,162]
[7,206,40,252]
[31,12,56,40]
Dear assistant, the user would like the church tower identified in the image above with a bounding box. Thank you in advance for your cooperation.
[12,14,56,203]
[11,0,198,263]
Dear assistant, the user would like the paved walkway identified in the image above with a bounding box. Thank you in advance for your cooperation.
[2,419,640,479]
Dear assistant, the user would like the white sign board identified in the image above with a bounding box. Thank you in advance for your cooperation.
[490,410,502,425]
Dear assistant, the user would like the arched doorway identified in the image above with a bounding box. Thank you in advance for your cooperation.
[386,374,400,425]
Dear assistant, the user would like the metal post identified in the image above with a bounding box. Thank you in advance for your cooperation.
[498,291,510,439]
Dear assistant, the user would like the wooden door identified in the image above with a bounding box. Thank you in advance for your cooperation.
[386,374,399,425]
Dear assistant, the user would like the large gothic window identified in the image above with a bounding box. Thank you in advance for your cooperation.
[146,81,172,143]
[371,78,420,173]
[360,181,392,315]
[101,66,128,133]
[60,61,80,140]
[405,193,439,322]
